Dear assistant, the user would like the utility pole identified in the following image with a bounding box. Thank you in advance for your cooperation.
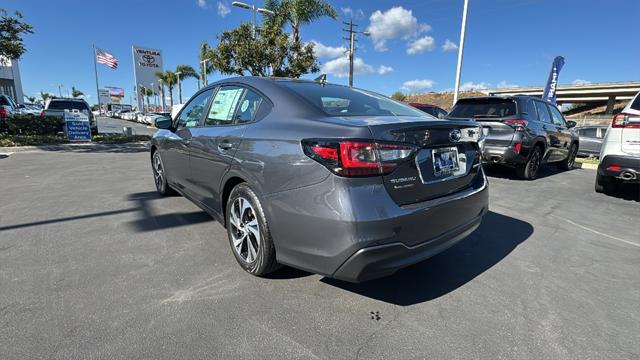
[342,19,370,87]
[453,0,469,106]
[200,59,210,86]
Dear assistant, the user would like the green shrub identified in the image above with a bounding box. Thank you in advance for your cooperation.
[0,114,64,135]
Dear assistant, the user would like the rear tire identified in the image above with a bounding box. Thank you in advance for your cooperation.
[226,183,280,277]
[557,143,577,171]
[516,146,542,180]
[595,174,617,194]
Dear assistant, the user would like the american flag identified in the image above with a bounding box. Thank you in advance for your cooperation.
[95,48,118,69]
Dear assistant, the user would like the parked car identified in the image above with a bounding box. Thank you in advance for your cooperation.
[16,103,43,117]
[0,94,18,119]
[574,125,608,157]
[595,92,640,193]
[408,102,448,118]
[42,98,97,134]
[446,95,579,180]
[150,77,488,282]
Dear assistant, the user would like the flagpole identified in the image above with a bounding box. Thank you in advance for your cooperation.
[93,44,102,116]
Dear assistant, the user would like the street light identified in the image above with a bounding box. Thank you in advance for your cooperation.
[453,0,469,106]
[232,1,275,38]
[200,59,212,86]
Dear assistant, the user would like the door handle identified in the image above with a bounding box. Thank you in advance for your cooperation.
[218,141,233,150]
[182,139,191,146]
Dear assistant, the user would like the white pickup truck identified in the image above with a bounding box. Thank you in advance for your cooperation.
[42,98,97,134]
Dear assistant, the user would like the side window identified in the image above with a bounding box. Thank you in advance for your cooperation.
[527,100,538,120]
[631,94,640,111]
[596,127,605,139]
[548,105,565,126]
[235,89,264,124]
[534,101,551,124]
[176,89,213,128]
[581,128,597,137]
[205,86,244,126]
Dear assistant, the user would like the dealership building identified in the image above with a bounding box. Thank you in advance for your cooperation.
[0,57,24,104]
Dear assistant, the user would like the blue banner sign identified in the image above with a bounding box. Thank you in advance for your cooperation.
[542,56,565,105]
[64,111,92,141]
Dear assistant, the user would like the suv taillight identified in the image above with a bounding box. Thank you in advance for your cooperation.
[0,107,7,119]
[302,139,417,177]
[612,113,640,128]
[503,119,528,131]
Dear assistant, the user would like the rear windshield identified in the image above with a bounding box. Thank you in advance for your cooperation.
[448,98,516,119]
[48,101,89,111]
[279,82,426,117]
[631,94,640,111]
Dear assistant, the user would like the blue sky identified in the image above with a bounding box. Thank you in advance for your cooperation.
[4,0,639,104]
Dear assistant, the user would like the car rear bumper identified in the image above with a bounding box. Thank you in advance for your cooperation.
[598,154,640,182]
[482,144,526,165]
[265,167,489,282]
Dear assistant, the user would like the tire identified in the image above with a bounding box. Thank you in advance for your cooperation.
[226,183,279,276]
[557,143,577,171]
[595,174,617,194]
[151,151,176,196]
[516,146,542,180]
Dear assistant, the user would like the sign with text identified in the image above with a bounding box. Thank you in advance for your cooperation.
[132,46,163,111]
[64,110,92,141]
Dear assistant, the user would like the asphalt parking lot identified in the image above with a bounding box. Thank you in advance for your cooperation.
[1,149,638,359]
[97,116,157,136]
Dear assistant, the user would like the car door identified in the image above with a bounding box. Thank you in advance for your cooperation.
[162,88,214,191]
[547,104,573,160]
[578,127,601,155]
[533,100,561,161]
[189,85,267,213]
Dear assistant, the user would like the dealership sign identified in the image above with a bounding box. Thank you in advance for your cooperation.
[132,46,163,110]
[64,110,91,141]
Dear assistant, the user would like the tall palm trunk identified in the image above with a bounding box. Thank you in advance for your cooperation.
[159,85,166,111]
[178,80,182,104]
[146,94,150,112]
[168,86,174,108]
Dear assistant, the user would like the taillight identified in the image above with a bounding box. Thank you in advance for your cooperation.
[0,107,7,119]
[612,113,640,128]
[303,139,417,177]
[503,119,528,131]
[514,143,522,154]
[607,165,622,171]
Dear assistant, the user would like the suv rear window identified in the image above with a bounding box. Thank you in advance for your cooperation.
[631,94,640,111]
[48,101,89,111]
[279,82,425,117]
[448,98,516,119]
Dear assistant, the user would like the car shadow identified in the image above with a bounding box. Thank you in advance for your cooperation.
[605,183,640,202]
[483,163,573,180]
[125,191,212,232]
[321,211,533,306]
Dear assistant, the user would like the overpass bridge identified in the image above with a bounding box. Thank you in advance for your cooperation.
[483,81,640,113]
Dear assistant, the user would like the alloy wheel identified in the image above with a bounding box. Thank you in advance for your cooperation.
[229,197,261,263]
[153,153,164,190]
[528,150,541,177]
[567,146,577,168]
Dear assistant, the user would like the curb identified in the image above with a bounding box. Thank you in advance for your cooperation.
[0,142,149,154]
[574,162,598,170]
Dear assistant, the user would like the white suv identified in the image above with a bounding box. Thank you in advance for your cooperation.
[595,91,640,193]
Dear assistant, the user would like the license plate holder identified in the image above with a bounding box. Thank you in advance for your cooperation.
[432,147,460,177]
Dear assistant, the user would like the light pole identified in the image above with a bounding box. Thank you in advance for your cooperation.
[232,1,275,39]
[200,59,213,86]
[452,0,469,106]
[58,84,63,97]
[342,19,370,87]
[175,71,183,104]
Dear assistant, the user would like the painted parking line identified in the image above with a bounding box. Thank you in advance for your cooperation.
[549,214,640,248]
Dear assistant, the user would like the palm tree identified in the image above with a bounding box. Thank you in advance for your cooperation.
[266,0,338,44]
[26,95,36,103]
[39,91,51,105]
[71,86,84,98]
[175,65,199,104]
[156,71,178,108]
[139,86,153,112]
[155,72,167,111]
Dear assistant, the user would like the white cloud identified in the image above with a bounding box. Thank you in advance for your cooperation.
[197,0,207,9]
[217,1,230,17]
[377,65,394,74]
[401,79,435,93]
[322,57,374,78]
[367,6,430,52]
[406,36,435,55]
[341,7,364,18]
[442,39,458,52]
[311,41,347,59]
[572,79,591,85]
[460,82,488,91]
[496,80,517,89]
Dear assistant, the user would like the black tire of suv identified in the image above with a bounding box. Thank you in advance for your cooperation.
[557,143,577,171]
[151,151,176,196]
[516,146,542,180]
[595,174,617,194]
[226,183,280,277]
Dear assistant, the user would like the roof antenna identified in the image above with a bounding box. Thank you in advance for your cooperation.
[314,74,327,86]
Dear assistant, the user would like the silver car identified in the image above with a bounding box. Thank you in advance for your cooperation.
[150,77,489,282]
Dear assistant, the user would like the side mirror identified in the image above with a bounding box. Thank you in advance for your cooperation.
[566,120,577,129]
[155,116,172,129]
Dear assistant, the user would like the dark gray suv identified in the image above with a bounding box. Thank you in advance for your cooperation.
[447,96,579,179]
[150,77,488,282]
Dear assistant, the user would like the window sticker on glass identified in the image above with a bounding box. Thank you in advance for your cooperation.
[207,88,244,125]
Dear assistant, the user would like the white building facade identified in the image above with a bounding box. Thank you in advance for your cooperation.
[0,57,25,104]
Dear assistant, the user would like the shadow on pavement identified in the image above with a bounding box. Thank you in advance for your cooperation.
[322,211,533,306]
[603,183,640,202]
[483,163,574,180]
[125,191,211,232]
[30,143,149,154]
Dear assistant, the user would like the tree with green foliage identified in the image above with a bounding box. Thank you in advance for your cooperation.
[207,22,318,78]
[0,9,34,61]
[71,86,84,98]
[39,91,51,105]
[26,95,36,103]
[391,91,407,102]
[265,0,337,44]
[175,65,199,104]
[155,71,177,108]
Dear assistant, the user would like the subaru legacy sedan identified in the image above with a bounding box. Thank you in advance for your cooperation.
[150,77,488,282]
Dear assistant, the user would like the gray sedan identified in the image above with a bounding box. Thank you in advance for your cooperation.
[150,77,488,282]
